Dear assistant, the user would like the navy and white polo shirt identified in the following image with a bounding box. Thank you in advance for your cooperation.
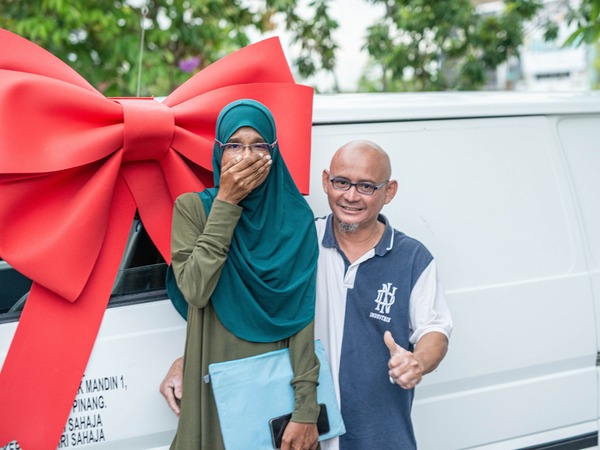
[314,214,452,450]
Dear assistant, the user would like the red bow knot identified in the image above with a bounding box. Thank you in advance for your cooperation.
[116,97,175,162]
[0,27,313,450]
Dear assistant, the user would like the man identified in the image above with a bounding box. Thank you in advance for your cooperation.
[161,140,452,449]
[314,140,452,449]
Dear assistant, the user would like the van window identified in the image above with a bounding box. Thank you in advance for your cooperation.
[0,215,166,320]
[0,258,32,315]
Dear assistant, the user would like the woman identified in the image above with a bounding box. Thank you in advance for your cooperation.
[167,99,320,450]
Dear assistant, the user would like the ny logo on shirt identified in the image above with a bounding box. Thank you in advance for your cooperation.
[374,282,397,314]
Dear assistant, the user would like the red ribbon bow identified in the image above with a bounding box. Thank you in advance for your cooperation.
[0,28,313,449]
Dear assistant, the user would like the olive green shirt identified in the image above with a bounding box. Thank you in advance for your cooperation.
[170,193,320,450]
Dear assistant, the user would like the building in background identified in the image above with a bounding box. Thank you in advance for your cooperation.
[479,0,594,91]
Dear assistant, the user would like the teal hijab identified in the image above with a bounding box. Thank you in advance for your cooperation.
[168,99,318,342]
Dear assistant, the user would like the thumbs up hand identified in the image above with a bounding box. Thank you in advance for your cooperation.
[384,331,423,390]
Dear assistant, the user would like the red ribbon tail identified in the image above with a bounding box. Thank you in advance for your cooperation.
[0,179,136,449]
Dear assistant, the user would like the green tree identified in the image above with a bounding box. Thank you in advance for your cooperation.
[563,0,600,46]
[274,0,338,80]
[0,0,338,96]
[361,0,543,91]
[561,0,600,89]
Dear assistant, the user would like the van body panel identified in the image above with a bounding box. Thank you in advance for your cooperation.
[413,368,596,449]
[69,301,184,447]
[1,92,599,450]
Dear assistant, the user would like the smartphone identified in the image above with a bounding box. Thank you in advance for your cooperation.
[269,403,330,449]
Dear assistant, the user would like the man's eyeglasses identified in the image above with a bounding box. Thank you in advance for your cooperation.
[215,139,277,154]
[329,177,388,195]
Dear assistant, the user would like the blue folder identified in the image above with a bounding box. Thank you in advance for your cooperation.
[207,340,345,449]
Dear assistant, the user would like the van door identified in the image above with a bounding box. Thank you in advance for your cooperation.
[307,115,598,449]
[557,114,600,447]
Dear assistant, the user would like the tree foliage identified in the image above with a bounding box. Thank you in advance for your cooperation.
[361,0,543,91]
[563,0,600,46]
[2,0,592,94]
[0,0,338,96]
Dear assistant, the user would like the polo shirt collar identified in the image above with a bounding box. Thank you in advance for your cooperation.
[322,213,394,256]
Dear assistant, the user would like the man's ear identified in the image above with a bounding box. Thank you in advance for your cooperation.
[322,169,330,193]
[384,179,398,204]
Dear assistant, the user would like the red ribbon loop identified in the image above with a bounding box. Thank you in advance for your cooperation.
[115,97,175,162]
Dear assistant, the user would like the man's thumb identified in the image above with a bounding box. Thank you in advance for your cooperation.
[384,330,399,356]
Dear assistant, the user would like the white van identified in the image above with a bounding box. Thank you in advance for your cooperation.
[1,91,600,450]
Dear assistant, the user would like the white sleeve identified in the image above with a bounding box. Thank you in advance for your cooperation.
[409,259,453,344]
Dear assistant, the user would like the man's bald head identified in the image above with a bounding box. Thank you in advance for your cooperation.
[332,140,392,180]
